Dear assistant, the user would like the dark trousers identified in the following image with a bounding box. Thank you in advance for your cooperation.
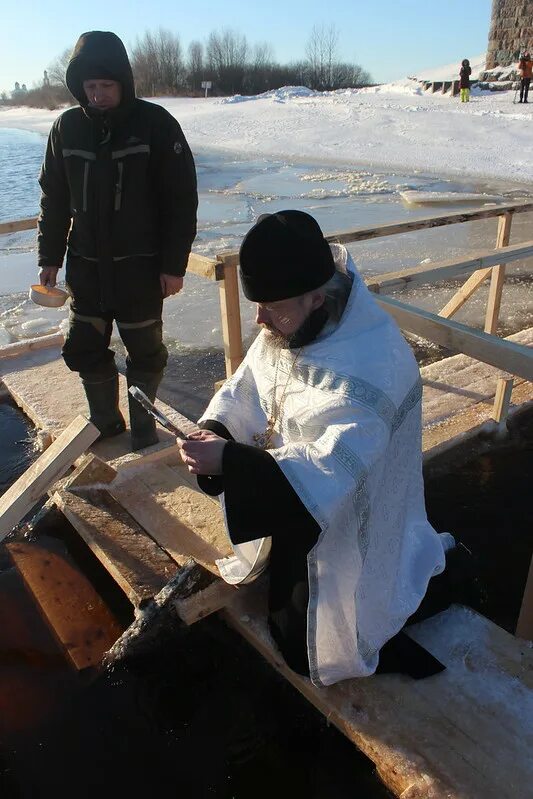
[520,78,530,102]
[62,254,168,378]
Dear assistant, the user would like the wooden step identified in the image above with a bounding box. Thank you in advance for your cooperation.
[6,538,123,670]
[48,454,235,625]
[111,464,236,624]
[53,487,175,608]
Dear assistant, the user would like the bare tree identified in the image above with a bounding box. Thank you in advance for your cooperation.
[305,24,371,90]
[206,29,248,94]
[305,24,340,90]
[188,40,204,92]
[47,47,72,89]
[244,42,275,94]
[131,28,184,95]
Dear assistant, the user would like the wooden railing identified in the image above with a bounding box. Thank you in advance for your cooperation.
[3,201,533,382]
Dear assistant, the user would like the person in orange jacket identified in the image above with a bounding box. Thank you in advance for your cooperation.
[517,52,532,103]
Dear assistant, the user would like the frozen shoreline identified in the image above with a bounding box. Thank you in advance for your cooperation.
[1,80,533,185]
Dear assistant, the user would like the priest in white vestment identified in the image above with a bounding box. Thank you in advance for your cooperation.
[180,210,455,687]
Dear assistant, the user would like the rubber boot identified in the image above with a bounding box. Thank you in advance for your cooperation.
[127,371,163,451]
[81,372,126,439]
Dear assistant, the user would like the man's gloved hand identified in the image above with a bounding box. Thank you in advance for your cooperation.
[160,274,184,298]
[39,266,59,287]
[179,429,227,475]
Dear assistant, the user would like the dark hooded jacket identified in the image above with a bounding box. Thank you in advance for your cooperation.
[38,31,198,309]
[459,61,471,89]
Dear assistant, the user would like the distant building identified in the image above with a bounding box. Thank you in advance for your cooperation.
[487,0,533,68]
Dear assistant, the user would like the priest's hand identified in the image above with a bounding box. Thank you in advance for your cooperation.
[179,429,227,475]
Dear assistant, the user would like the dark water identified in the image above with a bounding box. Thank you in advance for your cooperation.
[0,403,35,494]
[0,545,392,799]
[424,411,533,633]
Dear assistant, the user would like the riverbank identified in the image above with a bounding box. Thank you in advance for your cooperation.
[1,81,533,184]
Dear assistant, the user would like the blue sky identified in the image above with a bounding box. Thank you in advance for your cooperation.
[1,0,492,93]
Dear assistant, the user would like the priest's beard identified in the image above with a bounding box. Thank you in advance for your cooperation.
[260,305,329,350]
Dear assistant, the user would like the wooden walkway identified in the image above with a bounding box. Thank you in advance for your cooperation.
[1,337,533,798]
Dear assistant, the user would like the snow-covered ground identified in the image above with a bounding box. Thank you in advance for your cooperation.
[1,64,532,185]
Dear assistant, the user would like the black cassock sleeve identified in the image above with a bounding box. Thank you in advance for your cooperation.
[197,419,320,675]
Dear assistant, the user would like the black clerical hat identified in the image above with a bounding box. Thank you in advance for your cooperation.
[239,210,335,302]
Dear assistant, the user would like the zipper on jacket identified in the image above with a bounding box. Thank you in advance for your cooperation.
[82,161,89,212]
[114,162,123,211]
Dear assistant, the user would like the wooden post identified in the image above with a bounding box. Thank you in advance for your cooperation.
[439,211,513,320]
[484,212,513,335]
[492,377,514,429]
[217,255,244,378]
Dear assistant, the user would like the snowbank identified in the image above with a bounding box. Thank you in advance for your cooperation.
[413,53,487,81]
[2,71,533,184]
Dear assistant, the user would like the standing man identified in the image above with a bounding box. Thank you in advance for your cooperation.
[38,31,198,450]
[180,211,456,687]
[517,51,532,103]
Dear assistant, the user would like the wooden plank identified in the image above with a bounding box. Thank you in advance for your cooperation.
[204,202,533,270]
[218,260,244,377]
[6,538,123,670]
[367,238,533,294]
[492,377,514,425]
[0,332,65,360]
[327,200,533,244]
[438,267,493,318]
[53,487,175,608]
[224,588,533,799]
[112,465,235,624]
[110,442,183,472]
[0,216,38,235]
[111,465,231,572]
[0,415,99,540]
[174,579,236,626]
[62,453,117,490]
[377,296,533,381]
[516,554,533,640]
[440,210,514,320]
[485,212,513,334]
[185,252,219,280]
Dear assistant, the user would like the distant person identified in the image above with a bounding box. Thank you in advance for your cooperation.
[517,52,532,103]
[38,31,198,450]
[459,59,471,102]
